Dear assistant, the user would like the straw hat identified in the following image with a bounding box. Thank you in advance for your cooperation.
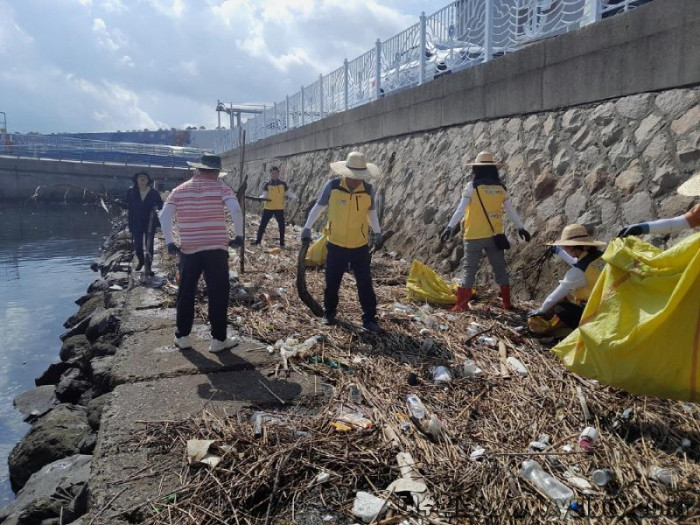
[678,172,700,197]
[547,224,606,247]
[330,151,380,181]
[465,151,504,168]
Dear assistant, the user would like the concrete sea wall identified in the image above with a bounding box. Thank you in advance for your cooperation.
[222,0,700,300]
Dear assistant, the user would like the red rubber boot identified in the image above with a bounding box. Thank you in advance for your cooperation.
[500,285,513,311]
[451,287,472,312]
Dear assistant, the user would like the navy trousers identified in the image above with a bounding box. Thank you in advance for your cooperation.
[324,242,377,324]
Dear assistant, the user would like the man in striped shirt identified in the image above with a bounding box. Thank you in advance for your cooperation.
[160,154,243,353]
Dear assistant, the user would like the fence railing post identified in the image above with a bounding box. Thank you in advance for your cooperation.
[375,39,382,100]
[286,95,290,129]
[262,105,267,139]
[301,86,306,126]
[273,102,278,132]
[419,12,427,85]
[484,0,493,62]
[583,0,603,26]
[343,59,349,111]
[319,74,324,119]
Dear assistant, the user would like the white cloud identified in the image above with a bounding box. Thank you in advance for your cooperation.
[1,0,449,133]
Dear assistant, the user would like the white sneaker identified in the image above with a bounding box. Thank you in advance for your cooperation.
[209,336,240,353]
[174,335,192,349]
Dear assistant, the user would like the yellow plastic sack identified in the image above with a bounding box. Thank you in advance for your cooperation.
[304,231,328,266]
[553,232,700,402]
[406,260,458,305]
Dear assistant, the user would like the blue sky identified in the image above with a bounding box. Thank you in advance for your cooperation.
[0,0,448,134]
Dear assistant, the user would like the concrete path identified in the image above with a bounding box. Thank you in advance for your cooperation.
[85,274,317,523]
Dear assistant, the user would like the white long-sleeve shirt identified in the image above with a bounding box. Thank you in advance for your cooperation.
[447,182,525,231]
[538,247,588,313]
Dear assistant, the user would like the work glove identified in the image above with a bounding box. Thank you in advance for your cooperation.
[518,229,532,242]
[372,232,383,245]
[544,246,559,260]
[439,226,455,243]
[301,228,312,241]
[618,223,649,238]
[527,309,545,318]
[229,236,244,248]
[167,243,180,255]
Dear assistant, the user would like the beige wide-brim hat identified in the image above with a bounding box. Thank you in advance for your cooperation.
[678,172,700,197]
[547,224,607,247]
[465,151,504,168]
[330,151,380,181]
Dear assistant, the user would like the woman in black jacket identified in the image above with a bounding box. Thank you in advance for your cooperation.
[125,171,163,272]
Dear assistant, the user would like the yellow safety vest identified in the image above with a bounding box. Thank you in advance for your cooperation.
[326,177,372,249]
[463,184,506,240]
[264,182,286,210]
[570,250,606,304]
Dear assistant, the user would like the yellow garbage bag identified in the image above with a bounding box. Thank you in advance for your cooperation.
[553,232,700,402]
[304,231,328,267]
[406,260,458,305]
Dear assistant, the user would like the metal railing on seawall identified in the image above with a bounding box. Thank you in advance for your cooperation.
[213,0,653,153]
[1,134,206,169]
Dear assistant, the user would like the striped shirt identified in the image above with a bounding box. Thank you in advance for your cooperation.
[164,175,238,254]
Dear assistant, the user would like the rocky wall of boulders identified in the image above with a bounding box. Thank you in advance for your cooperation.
[1,227,134,524]
[225,86,700,300]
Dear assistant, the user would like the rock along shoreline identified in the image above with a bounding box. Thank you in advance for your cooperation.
[1,220,133,524]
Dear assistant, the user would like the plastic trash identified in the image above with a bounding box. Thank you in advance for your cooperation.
[519,459,574,507]
[470,446,486,461]
[578,427,599,452]
[463,359,484,377]
[426,415,442,441]
[466,322,482,337]
[529,440,548,452]
[406,394,426,420]
[419,328,431,336]
[592,469,614,487]
[336,412,373,430]
[432,366,452,384]
[506,357,528,376]
[348,384,363,404]
[477,336,497,347]
[649,466,677,486]
[565,473,592,491]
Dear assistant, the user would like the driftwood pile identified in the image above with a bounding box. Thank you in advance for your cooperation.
[144,218,699,524]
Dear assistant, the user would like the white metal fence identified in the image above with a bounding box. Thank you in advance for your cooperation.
[215,0,652,152]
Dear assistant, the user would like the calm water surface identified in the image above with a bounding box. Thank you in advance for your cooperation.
[0,203,112,506]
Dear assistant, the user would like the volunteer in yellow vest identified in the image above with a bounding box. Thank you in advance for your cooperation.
[253,166,298,248]
[528,224,607,328]
[301,151,383,334]
[440,151,531,311]
[618,172,700,237]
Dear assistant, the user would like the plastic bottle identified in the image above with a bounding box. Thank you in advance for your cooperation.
[432,366,452,384]
[592,469,614,487]
[406,394,426,420]
[649,466,677,486]
[519,460,574,507]
[477,336,497,347]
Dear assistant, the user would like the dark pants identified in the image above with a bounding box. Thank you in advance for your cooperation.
[132,229,155,266]
[324,242,377,324]
[256,209,285,246]
[176,250,230,341]
[554,301,584,329]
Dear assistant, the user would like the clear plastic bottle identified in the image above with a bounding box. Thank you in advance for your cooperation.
[519,460,574,507]
[348,384,362,404]
[477,336,497,347]
[432,366,453,384]
[406,394,426,420]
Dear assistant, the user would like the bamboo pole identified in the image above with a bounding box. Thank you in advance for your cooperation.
[236,129,247,274]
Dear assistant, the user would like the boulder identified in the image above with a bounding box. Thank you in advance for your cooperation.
[35,362,73,387]
[655,89,696,117]
[86,393,113,431]
[55,369,91,404]
[8,405,91,491]
[59,335,91,363]
[615,93,651,120]
[85,309,120,343]
[670,105,700,135]
[0,455,91,522]
[622,192,655,225]
[533,170,557,200]
[91,341,118,358]
[59,317,91,342]
[64,295,103,329]
[13,386,58,421]
[87,278,110,294]
[615,161,644,195]
[89,356,114,396]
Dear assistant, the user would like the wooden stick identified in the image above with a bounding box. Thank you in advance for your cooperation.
[258,380,287,405]
[237,129,247,274]
[576,386,591,422]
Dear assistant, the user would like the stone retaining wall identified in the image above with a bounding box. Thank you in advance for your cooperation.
[223,86,700,300]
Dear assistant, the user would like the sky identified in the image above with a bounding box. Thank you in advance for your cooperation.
[0,0,449,134]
